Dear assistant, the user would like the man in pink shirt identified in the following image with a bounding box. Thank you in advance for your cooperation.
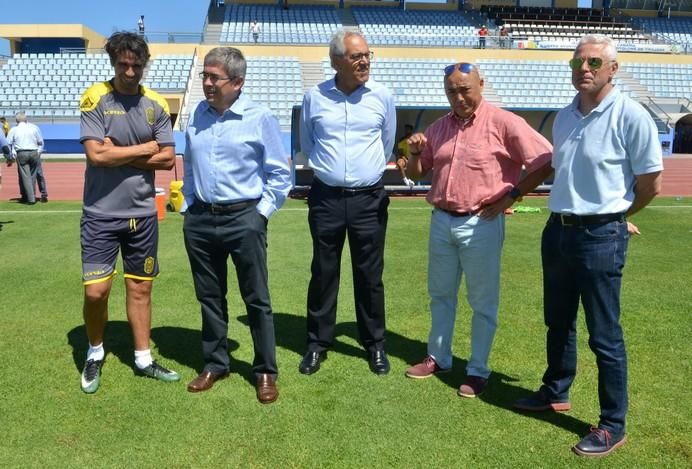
[405,62,553,398]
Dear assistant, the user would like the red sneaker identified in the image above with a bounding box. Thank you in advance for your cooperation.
[405,356,449,379]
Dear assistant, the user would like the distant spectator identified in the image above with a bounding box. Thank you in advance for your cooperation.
[137,15,145,36]
[250,19,261,43]
[499,26,510,49]
[395,124,415,187]
[1,117,9,136]
[7,112,43,205]
[478,25,488,49]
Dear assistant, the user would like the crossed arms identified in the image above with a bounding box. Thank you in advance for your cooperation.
[83,137,175,170]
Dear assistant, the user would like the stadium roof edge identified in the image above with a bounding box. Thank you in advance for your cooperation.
[0,24,105,49]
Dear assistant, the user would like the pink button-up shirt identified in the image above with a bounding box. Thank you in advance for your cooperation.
[420,100,552,213]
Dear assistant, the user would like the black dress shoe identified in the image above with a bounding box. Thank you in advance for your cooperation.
[299,350,327,375]
[368,349,390,375]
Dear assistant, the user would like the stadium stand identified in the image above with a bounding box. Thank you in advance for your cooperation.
[622,62,692,99]
[352,7,480,48]
[142,54,194,91]
[0,53,111,120]
[0,52,194,121]
[632,16,692,51]
[220,4,341,44]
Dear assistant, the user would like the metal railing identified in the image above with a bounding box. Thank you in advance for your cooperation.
[175,47,198,130]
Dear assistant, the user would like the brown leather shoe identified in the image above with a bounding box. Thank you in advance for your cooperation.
[256,373,278,404]
[187,370,229,393]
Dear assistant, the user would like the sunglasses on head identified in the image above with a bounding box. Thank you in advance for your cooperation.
[568,57,607,71]
[444,62,474,76]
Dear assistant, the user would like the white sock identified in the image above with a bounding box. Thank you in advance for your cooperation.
[134,349,153,369]
[87,343,104,362]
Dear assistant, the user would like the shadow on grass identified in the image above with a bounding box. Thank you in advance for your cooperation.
[67,316,590,436]
[0,220,14,231]
[66,321,243,382]
[256,312,589,436]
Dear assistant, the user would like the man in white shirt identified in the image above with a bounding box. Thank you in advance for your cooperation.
[7,112,44,205]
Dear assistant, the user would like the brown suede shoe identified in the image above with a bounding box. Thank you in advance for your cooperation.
[187,370,229,393]
[256,373,278,404]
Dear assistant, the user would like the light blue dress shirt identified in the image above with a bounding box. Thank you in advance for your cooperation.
[300,77,396,188]
[550,87,663,215]
[183,93,291,218]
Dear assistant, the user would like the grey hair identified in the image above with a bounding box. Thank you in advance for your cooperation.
[15,111,27,123]
[329,29,365,58]
[576,34,618,62]
[204,47,247,79]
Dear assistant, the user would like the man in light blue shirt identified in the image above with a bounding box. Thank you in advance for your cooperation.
[514,35,663,457]
[298,30,396,376]
[7,112,43,204]
[183,47,291,404]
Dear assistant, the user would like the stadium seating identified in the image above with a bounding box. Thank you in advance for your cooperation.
[352,7,479,48]
[243,56,303,127]
[142,54,194,91]
[323,58,635,110]
[221,4,340,44]
[0,53,111,120]
[622,62,692,99]
[632,17,692,51]
[0,53,193,121]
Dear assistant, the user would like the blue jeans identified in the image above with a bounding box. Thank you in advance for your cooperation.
[540,214,629,436]
[427,209,505,378]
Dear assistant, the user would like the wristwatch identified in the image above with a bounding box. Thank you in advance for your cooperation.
[509,186,522,201]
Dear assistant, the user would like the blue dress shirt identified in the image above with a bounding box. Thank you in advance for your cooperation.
[183,93,291,218]
[300,77,396,188]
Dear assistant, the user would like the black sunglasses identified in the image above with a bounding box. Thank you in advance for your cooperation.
[569,57,606,71]
[444,63,474,76]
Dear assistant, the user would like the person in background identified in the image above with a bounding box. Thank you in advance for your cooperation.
[395,124,416,188]
[250,19,261,43]
[478,25,488,49]
[7,112,43,205]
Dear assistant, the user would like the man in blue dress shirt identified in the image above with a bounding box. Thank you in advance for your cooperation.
[182,47,291,404]
[298,30,397,376]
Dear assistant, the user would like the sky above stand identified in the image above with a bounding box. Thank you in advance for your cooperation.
[1,0,209,55]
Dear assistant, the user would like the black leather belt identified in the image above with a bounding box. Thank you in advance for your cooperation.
[194,199,259,214]
[438,208,477,217]
[550,212,625,226]
[313,177,383,195]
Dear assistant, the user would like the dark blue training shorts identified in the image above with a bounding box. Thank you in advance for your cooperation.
[81,212,159,285]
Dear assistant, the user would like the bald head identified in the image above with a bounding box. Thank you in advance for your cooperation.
[444,63,484,119]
